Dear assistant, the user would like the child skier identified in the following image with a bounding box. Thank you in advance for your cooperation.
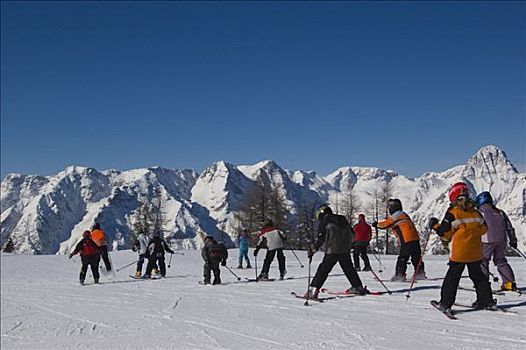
[254,220,287,280]
[307,205,367,299]
[132,230,150,278]
[143,231,174,278]
[476,191,518,291]
[373,199,426,281]
[201,236,228,285]
[69,230,101,285]
[352,214,372,271]
[237,229,252,269]
[429,182,496,312]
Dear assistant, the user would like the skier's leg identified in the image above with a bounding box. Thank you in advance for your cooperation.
[492,241,515,285]
[212,262,221,284]
[440,262,464,308]
[361,246,372,270]
[144,257,156,276]
[468,261,494,306]
[260,250,276,277]
[352,248,360,270]
[409,241,425,276]
[395,243,410,278]
[276,249,286,277]
[136,254,145,276]
[481,242,493,278]
[311,254,337,289]
[159,256,166,277]
[243,250,251,267]
[238,249,243,268]
[90,254,100,282]
[79,260,89,284]
[203,262,212,284]
[100,246,112,271]
[338,254,363,288]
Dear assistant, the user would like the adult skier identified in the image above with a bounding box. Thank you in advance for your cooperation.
[306,205,368,299]
[352,214,372,271]
[237,229,252,269]
[429,182,496,312]
[69,230,101,285]
[91,223,112,272]
[373,199,426,281]
[132,230,150,278]
[143,231,174,278]
[476,191,518,291]
[254,220,287,280]
[201,235,228,285]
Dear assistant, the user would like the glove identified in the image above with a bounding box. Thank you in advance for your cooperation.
[221,259,226,266]
[253,249,259,257]
[68,253,73,259]
[510,240,518,250]
[307,248,316,259]
[371,221,378,228]
[428,217,439,230]
[132,246,137,252]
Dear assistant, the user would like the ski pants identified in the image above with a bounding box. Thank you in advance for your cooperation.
[440,260,493,308]
[311,253,363,290]
[482,242,515,284]
[80,254,100,283]
[260,249,286,276]
[238,247,251,267]
[203,259,221,284]
[352,244,371,270]
[98,245,112,272]
[136,253,146,274]
[396,240,424,277]
[145,254,166,277]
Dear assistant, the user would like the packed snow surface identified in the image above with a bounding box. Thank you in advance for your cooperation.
[1,250,525,350]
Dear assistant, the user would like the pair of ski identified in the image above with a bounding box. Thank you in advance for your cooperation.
[291,288,384,303]
[430,300,517,320]
[129,275,163,280]
[244,277,295,283]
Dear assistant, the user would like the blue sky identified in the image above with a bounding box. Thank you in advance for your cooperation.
[1,2,525,179]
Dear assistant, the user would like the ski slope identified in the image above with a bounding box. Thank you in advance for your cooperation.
[1,250,525,350]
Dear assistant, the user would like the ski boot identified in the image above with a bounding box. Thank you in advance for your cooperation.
[279,270,287,280]
[304,288,320,299]
[390,274,407,282]
[135,271,142,278]
[413,271,427,280]
[501,281,517,291]
[346,286,370,295]
[246,264,252,269]
[258,273,269,281]
[237,264,243,269]
[362,266,371,272]
[472,299,498,311]
[79,280,85,286]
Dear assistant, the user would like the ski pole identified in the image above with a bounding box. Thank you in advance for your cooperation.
[511,247,526,260]
[369,268,392,294]
[224,265,241,281]
[305,254,312,306]
[168,254,173,268]
[405,229,432,301]
[288,246,304,268]
[254,251,258,281]
[115,260,139,272]
[370,249,385,272]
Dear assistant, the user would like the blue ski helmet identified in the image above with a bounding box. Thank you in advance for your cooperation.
[475,191,493,208]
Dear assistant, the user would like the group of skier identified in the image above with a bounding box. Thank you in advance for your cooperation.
[69,181,520,316]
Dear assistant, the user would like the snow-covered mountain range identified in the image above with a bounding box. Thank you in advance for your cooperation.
[1,145,524,254]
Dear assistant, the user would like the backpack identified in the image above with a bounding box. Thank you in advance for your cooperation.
[324,214,355,254]
[81,239,99,257]
[210,242,227,260]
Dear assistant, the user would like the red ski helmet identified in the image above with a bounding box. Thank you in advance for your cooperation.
[448,182,469,202]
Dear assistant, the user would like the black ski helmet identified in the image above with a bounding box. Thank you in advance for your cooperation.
[387,199,402,215]
[316,204,332,221]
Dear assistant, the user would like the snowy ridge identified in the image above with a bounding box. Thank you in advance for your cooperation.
[1,145,525,254]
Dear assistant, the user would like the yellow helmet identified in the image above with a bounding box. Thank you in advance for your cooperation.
[316,204,332,221]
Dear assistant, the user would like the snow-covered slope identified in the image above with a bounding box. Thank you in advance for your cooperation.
[1,145,524,254]
[1,251,525,350]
